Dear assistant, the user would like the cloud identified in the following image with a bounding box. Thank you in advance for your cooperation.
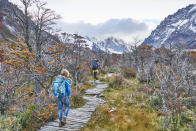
[95,19,148,35]
[56,18,158,41]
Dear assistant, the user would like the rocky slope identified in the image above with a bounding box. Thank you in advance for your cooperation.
[142,4,196,49]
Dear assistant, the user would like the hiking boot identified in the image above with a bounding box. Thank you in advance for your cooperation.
[59,121,64,127]
[62,117,66,124]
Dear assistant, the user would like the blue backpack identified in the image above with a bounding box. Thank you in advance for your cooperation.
[53,75,71,98]
[92,60,98,69]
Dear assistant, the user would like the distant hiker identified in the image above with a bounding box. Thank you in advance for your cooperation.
[53,69,71,127]
[92,59,99,81]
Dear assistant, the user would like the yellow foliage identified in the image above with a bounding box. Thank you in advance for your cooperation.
[55,52,62,55]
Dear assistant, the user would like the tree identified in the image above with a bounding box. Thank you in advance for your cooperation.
[33,1,60,59]
[0,40,36,114]
[10,0,60,94]
[10,0,36,52]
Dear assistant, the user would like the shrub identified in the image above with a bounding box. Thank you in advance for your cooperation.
[100,69,107,75]
[149,95,163,109]
[70,86,86,108]
[0,115,23,131]
[107,66,120,73]
[36,103,58,126]
[3,102,58,131]
[12,104,38,131]
[122,67,136,78]
[109,75,125,89]
[137,73,150,83]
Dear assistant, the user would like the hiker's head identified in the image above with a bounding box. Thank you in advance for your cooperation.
[61,69,70,77]
[94,59,99,62]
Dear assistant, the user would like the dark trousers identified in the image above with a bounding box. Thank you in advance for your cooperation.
[94,72,97,80]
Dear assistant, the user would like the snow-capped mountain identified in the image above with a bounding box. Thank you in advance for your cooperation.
[85,36,130,54]
[142,4,196,49]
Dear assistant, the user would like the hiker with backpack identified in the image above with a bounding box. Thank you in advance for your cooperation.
[53,69,71,127]
[92,59,99,81]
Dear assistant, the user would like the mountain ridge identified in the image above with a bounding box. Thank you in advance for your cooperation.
[84,36,130,54]
[142,4,196,49]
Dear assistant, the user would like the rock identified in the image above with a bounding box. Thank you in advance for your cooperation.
[108,107,117,113]
[99,93,103,97]
[140,103,145,108]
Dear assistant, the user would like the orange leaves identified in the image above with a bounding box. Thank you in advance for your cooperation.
[36,103,57,122]
[9,50,36,58]
[46,43,67,71]
[55,52,62,55]
[34,66,48,74]
[6,59,24,67]
[16,39,28,50]
[47,43,67,55]
[189,51,196,60]
[47,61,56,65]
[122,67,136,78]
[4,40,37,71]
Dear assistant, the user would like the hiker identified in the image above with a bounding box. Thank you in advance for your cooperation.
[92,59,99,81]
[53,69,71,127]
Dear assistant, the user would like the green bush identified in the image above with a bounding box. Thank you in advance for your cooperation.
[0,115,24,131]
[0,104,38,131]
[149,95,163,108]
[15,104,38,130]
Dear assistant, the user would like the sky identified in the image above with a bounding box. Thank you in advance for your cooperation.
[9,0,196,43]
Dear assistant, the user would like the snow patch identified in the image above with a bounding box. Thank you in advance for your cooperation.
[190,24,196,33]
[172,19,189,27]
[6,24,15,32]
[189,5,196,13]
[154,36,160,40]
[162,28,175,43]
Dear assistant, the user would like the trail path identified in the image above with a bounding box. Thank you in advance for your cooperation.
[39,74,112,131]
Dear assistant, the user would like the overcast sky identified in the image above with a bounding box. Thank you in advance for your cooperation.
[9,0,196,42]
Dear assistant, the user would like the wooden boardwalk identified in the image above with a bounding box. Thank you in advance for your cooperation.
[39,80,108,131]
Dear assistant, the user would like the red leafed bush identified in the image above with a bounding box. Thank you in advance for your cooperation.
[122,67,136,78]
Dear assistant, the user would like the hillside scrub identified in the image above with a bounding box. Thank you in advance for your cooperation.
[121,44,196,130]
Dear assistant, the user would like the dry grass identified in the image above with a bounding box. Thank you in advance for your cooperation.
[80,78,159,131]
